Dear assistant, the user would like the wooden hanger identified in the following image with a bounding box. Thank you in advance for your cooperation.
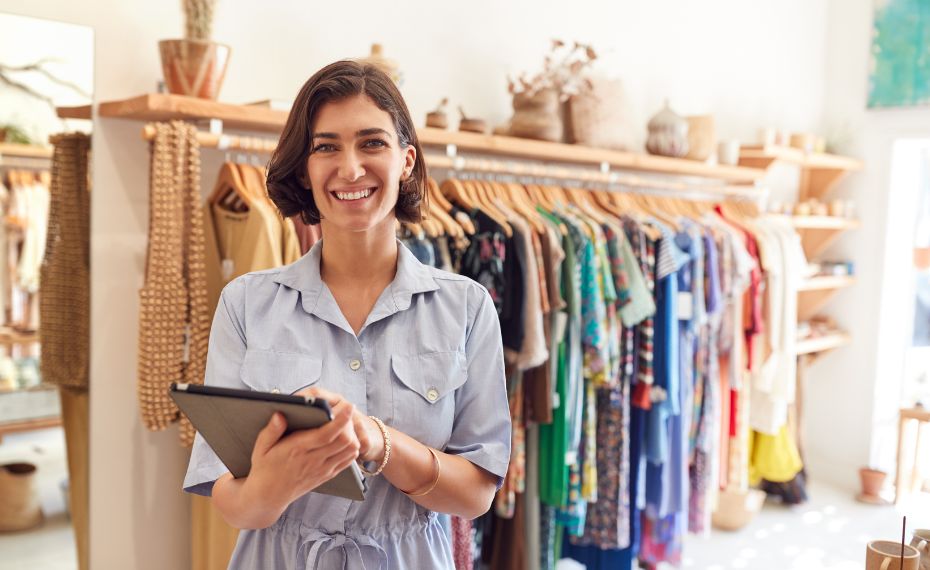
[504,182,548,235]
[210,162,253,212]
[441,178,475,210]
[236,163,272,205]
[425,179,464,238]
[465,180,513,237]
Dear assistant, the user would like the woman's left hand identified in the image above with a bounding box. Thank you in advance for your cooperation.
[296,386,386,464]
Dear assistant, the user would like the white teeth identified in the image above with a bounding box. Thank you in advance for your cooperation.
[335,188,373,201]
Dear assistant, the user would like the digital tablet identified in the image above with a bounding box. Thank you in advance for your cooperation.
[170,382,366,501]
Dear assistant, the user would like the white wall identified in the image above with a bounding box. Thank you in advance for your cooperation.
[0,1,830,567]
[802,0,930,491]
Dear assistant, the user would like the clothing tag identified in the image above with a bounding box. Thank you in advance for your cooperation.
[221,258,234,281]
[677,292,693,320]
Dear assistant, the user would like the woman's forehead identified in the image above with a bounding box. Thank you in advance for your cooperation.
[312,95,396,136]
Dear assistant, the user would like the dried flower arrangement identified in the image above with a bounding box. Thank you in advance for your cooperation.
[183,0,217,41]
[508,39,598,102]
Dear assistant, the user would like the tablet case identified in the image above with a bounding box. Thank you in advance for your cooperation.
[170,382,366,501]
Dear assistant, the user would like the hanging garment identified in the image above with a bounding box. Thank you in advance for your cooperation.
[137,121,210,436]
[41,133,91,390]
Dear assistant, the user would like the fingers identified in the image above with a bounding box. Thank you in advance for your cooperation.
[284,401,357,451]
[252,412,286,458]
[302,386,343,407]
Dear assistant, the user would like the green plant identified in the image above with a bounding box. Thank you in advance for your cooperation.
[183,0,217,41]
[0,124,34,145]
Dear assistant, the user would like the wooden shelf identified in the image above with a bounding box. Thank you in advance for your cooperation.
[796,331,851,355]
[98,93,289,133]
[57,105,92,120]
[0,330,39,345]
[0,415,61,443]
[791,216,860,258]
[791,216,860,230]
[419,127,765,183]
[739,145,863,171]
[798,276,855,321]
[740,145,861,200]
[97,93,767,183]
[798,275,856,291]
[0,143,53,159]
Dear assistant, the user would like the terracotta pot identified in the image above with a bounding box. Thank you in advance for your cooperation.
[859,467,887,498]
[0,462,43,532]
[158,39,231,100]
[508,89,563,143]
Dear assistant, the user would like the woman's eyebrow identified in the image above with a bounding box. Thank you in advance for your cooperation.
[311,128,390,141]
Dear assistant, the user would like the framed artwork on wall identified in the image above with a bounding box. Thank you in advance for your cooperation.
[868,0,930,109]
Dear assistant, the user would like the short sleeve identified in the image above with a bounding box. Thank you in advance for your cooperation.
[444,286,512,487]
[183,279,249,496]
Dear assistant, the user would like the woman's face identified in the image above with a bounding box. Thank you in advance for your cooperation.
[305,94,416,234]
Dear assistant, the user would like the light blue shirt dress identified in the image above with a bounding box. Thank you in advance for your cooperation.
[183,240,512,569]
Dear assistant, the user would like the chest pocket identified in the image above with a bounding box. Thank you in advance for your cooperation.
[239,349,323,395]
[390,351,468,449]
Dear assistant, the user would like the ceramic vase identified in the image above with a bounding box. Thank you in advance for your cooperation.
[646,100,689,158]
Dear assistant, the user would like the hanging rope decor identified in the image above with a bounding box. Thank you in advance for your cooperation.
[137,121,210,445]
[40,132,91,391]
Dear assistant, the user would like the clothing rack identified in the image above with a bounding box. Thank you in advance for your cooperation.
[139,123,767,202]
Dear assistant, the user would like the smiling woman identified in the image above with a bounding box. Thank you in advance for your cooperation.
[182,60,511,570]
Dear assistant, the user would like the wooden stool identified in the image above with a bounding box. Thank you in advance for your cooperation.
[895,406,930,504]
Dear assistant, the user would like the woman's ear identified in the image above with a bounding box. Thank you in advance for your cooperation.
[402,144,417,179]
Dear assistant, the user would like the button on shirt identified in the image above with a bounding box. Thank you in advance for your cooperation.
[183,240,511,570]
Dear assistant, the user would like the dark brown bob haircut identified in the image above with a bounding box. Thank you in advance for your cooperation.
[266,60,427,225]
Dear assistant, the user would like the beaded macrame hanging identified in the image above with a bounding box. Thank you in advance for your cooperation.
[137,121,210,446]
[40,133,91,390]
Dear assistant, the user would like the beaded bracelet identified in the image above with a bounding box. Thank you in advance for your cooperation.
[402,447,441,497]
[359,416,391,477]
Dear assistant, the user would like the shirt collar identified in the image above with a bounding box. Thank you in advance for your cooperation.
[272,238,439,322]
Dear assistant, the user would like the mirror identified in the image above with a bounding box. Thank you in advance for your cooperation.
[0,12,93,570]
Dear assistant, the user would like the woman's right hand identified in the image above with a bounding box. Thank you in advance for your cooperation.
[242,399,360,516]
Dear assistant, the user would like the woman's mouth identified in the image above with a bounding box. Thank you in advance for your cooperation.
[332,187,376,201]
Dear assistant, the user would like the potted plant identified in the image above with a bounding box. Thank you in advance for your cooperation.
[159,0,230,100]
[504,39,597,143]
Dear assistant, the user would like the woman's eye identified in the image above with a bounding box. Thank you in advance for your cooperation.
[311,143,337,154]
[363,139,387,149]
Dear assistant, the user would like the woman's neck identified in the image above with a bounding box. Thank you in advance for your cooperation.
[318,219,399,289]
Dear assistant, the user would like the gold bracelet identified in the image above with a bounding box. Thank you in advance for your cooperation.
[359,416,391,477]
[402,447,441,497]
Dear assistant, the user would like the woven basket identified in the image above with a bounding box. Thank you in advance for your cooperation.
[0,463,43,532]
[711,488,765,531]
[568,77,634,150]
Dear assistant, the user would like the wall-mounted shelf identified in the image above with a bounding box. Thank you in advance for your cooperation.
[418,127,766,183]
[796,331,851,356]
[740,145,862,201]
[98,93,768,183]
[57,105,92,120]
[791,216,860,258]
[798,275,856,291]
[0,143,53,160]
[99,93,289,133]
[798,276,855,321]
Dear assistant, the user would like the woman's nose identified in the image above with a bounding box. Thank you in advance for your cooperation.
[337,149,365,181]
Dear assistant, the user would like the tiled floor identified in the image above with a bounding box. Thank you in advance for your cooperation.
[0,427,77,570]
[676,481,930,570]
